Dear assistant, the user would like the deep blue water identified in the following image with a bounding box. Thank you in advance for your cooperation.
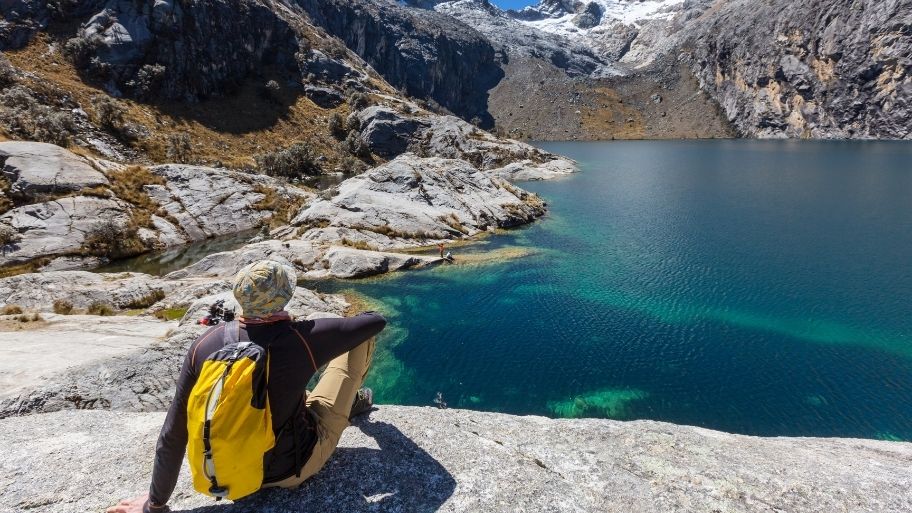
[311,140,912,440]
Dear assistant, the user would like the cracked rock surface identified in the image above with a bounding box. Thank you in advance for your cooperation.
[0,406,909,513]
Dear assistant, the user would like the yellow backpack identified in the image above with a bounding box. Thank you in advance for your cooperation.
[186,321,275,501]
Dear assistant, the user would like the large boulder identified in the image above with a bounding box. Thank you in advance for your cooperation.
[145,164,312,241]
[354,104,577,175]
[0,406,909,512]
[0,196,130,266]
[490,158,577,181]
[0,270,178,311]
[303,85,345,108]
[357,106,428,157]
[292,154,546,249]
[164,239,321,280]
[0,141,109,200]
[308,246,440,279]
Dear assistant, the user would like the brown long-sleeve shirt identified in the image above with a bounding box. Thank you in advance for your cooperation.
[146,312,386,511]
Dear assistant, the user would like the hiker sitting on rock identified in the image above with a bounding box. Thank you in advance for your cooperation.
[107,260,386,513]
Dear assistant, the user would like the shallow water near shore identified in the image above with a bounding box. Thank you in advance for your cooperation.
[312,140,912,440]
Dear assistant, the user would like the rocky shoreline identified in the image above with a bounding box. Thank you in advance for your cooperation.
[0,121,574,416]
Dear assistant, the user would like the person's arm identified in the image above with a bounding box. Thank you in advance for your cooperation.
[145,332,205,512]
[108,328,214,513]
[302,312,386,367]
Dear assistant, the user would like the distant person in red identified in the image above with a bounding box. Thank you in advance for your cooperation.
[438,243,445,258]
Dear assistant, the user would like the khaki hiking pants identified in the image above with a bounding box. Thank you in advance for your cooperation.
[263,336,376,489]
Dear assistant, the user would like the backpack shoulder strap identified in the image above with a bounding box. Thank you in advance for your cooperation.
[224,320,240,346]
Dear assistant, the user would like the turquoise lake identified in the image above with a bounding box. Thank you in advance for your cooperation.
[310,140,912,440]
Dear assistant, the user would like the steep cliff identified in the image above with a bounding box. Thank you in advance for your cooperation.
[421,0,912,140]
[299,0,504,127]
[685,0,912,139]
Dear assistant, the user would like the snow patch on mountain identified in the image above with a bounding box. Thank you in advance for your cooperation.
[524,0,684,31]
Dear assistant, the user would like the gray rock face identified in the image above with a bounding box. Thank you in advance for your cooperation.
[303,85,345,108]
[0,141,109,200]
[309,246,440,279]
[0,270,176,311]
[66,0,301,100]
[292,154,546,249]
[357,106,428,158]
[0,313,175,400]
[490,158,576,181]
[1,406,909,513]
[684,0,912,139]
[0,196,130,266]
[0,149,313,269]
[299,0,505,126]
[0,271,348,417]
[355,104,577,173]
[163,240,320,281]
[0,0,103,49]
[145,164,312,242]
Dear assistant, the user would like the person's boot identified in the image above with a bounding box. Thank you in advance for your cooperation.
[350,387,374,419]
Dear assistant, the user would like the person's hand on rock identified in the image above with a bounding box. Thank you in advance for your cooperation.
[106,494,160,513]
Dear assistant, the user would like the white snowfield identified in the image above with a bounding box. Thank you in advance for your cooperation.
[524,0,685,32]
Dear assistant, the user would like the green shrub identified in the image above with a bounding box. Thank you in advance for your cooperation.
[0,53,17,88]
[83,220,146,259]
[92,95,126,131]
[255,143,321,179]
[0,223,19,245]
[342,132,370,159]
[348,92,370,110]
[0,86,77,146]
[328,112,346,139]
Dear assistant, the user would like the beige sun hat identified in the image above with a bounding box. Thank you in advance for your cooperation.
[232,260,296,318]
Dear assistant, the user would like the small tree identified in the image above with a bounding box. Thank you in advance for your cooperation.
[328,112,346,139]
[342,132,370,159]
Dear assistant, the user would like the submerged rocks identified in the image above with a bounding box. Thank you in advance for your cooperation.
[293,154,546,249]
[1,406,910,512]
[0,141,108,200]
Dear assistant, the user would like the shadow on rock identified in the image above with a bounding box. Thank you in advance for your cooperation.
[180,418,456,513]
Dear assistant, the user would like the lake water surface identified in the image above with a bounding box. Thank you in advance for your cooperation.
[316,140,912,440]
